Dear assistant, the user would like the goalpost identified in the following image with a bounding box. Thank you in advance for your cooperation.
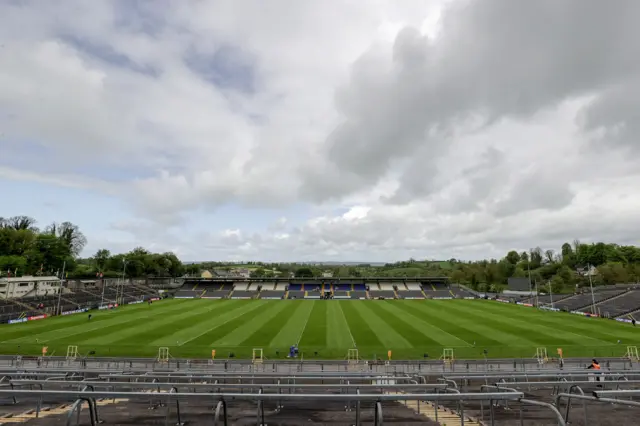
[625,346,639,362]
[252,348,264,365]
[347,348,360,364]
[66,345,79,361]
[534,347,548,365]
[157,347,170,363]
[441,348,454,365]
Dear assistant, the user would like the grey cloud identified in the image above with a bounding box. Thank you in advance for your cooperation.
[492,171,575,218]
[305,0,640,205]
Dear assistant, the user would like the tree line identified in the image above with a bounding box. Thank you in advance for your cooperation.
[192,241,640,294]
[0,216,184,279]
[379,241,640,293]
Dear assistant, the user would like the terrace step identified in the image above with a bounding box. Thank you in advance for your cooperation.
[387,391,482,425]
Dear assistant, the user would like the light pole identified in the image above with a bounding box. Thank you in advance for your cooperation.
[548,280,554,309]
[117,259,127,304]
[588,264,597,314]
[55,260,66,315]
[99,272,106,308]
[527,261,532,293]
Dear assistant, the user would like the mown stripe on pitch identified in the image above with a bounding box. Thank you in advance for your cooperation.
[0,302,148,342]
[398,301,503,347]
[376,301,467,347]
[352,301,412,348]
[449,301,607,346]
[408,301,534,346]
[213,301,291,346]
[326,302,356,349]
[157,301,266,347]
[184,301,269,347]
[55,301,219,346]
[7,300,195,344]
[470,300,636,344]
[340,301,383,348]
[240,302,301,347]
[299,301,327,347]
[0,300,191,342]
[94,300,244,346]
[433,301,576,346]
[269,301,314,348]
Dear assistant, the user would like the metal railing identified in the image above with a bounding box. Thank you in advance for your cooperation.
[0,389,523,426]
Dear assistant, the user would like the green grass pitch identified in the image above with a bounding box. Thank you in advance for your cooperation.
[1,299,638,360]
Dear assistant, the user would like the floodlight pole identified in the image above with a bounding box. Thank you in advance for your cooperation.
[100,273,105,308]
[527,256,533,298]
[118,259,127,304]
[588,264,596,314]
[535,280,539,307]
[56,260,66,316]
[549,281,554,308]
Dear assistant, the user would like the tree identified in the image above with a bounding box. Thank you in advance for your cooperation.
[544,249,555,264]
[93,249,111,272]
[505,251,520,264]
[46,222,87,257]
[5,216,38,231]
[295,267,314,278]
[530,247,543,269]
[550,275,565,294]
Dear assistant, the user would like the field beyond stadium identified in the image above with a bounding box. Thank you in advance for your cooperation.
[0,299,637,360]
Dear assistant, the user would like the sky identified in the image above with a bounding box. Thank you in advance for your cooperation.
[1,0,640,263]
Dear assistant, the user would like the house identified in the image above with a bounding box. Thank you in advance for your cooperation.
[322,270,334,278]
[235,268,251,278]
[576,265,599,277]
[0,276,61,299]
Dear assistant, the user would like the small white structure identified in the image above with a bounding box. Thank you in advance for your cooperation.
[0,276,61,299]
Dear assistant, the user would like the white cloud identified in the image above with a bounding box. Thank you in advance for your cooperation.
[2,0,640,261]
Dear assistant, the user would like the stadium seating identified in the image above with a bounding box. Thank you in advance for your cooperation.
[523,294,572,305]
[287,290,305,299]
[405,283,421,291]
[229,290,255,299]
[234,282,249,291]
[333,290,349,298]
[259,290,285,299]
[261,282,276,290]
[202,290,230,299]
[174,289,200,298]
[553,289,627,312]
[583,289,640,317]
[350,291,367,299]
[423,289,454,298]
[379,283,395,291]
[352,283,366,291]
[288,284,303,291]
[369,290,396,299]
[400,291,425,299]
[0,283,159,323]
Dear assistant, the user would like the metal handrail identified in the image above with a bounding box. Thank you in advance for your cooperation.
[0,389,523,401]
[9,379,448,391]
[518,398,566,426]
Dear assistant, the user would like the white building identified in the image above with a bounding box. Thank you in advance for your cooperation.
[0,276,61,299]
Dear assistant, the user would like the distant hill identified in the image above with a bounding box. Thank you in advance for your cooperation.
[182,261,387,266]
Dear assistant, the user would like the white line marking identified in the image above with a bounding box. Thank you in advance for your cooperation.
[336,301,357,348]
[295,301,313,345]
[177,302,265,346]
